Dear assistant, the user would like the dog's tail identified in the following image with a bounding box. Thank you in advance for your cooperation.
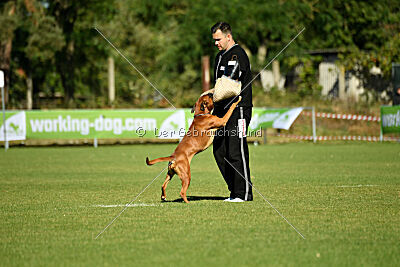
[146,156,174,166]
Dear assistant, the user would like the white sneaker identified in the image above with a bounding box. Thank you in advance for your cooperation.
[224,197,245,203]
[223,197,233,202]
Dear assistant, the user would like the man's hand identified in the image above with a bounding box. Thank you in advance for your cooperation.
[201,88,215,97]
[234,96,242,104]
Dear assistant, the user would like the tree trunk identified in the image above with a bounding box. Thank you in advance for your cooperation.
[57,40,75,107]
[338,65,346,101]
[272,60,280,87]
[26,72,33,110]
[202,56,210,92]
[108,56,115,105]
[59,64,75,106]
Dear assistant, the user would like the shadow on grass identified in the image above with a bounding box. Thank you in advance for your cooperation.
[164,196,226,202]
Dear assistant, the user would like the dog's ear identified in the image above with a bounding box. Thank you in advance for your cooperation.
[207,93,214,98]
[191,104,195,113]
[204,97,214,112]
[200,102,206,111]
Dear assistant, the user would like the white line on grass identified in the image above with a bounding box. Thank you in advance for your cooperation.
[94,203,160,208]
[224,157,306,239]
[337,184,378,188]
[94,165,168,239]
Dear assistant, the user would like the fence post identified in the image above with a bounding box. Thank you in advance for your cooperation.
[312,107,317,143]
[263,128,267,144]
[1,70,8,151]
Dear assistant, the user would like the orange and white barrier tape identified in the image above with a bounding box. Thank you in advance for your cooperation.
[302,111,380,122]
[276,134,399,142]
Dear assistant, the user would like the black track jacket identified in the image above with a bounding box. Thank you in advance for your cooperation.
[213,44,253,111]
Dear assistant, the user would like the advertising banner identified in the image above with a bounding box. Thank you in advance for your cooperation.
[249,107,303,130]
[25,109,193,139]
[381,106,400,134]
[1,108,304,141]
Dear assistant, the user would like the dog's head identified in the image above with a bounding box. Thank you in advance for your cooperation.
[191,93,214,114]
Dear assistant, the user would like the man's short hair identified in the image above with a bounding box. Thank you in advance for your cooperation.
[211,22,232,35]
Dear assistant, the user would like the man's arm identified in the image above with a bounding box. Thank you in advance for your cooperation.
[236,49,250,83]
[212,53,220,84]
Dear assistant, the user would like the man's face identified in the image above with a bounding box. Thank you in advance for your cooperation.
[212,29,230,51]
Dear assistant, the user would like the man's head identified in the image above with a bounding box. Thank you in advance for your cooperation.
[211,22,235,51]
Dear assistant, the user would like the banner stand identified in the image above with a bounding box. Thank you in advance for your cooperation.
[263,128,267,144]
[380,105,400,139]
[302,107,317,143]
[311,107,317,143]
[1,70,8,151]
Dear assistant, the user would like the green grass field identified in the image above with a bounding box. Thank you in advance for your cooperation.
[1,143,399,266]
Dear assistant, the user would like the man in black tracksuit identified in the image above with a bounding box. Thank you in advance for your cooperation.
[211,22,253,202]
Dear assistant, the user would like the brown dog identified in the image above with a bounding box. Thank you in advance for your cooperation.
[146,94,241,203]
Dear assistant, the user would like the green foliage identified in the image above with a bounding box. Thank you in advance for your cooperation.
[3,0,400,108]
[286,56,322,100]
[0,2,19,41]
[304,0,400,88]
[25,15,65,62]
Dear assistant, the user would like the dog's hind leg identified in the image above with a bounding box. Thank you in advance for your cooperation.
[175,162,191,204]
[161,169,175,201]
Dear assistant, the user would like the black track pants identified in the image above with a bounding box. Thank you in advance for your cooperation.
[213,106,253,201]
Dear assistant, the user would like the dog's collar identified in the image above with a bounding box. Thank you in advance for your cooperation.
[194,113,211,118]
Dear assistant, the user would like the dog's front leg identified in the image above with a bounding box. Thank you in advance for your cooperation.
[208,96,242,129]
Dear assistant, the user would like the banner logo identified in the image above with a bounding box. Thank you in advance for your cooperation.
[249,108,303,130]
[0,112,26,141]
[273,108,303,130]
[158,110,186,139]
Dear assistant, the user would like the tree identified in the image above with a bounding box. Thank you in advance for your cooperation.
[4,0,400,108]
[45,0,116,106]
[297,0,400,98]
[0,1,18,106]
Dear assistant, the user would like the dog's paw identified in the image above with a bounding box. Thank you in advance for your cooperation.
[146,157,150,165]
